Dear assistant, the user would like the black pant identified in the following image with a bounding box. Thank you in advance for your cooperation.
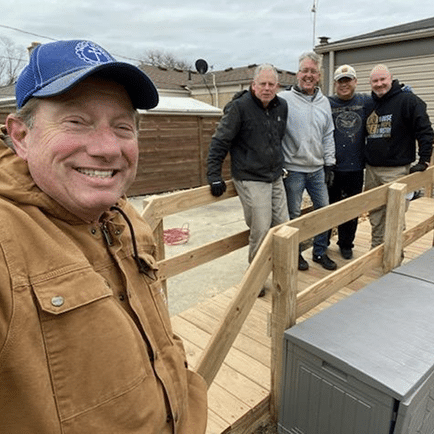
[327,170,364,249]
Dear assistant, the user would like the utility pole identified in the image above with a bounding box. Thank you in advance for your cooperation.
[311,0,318,48]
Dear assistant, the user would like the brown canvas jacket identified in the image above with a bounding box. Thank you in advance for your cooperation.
[0,137,207,434]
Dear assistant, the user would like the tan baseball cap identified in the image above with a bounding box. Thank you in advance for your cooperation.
[334,64,357,81]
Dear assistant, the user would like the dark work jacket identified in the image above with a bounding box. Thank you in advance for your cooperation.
[365,80,434,167]
[207,89,288,183]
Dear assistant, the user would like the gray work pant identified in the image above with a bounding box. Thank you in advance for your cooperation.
[233,178,289,263]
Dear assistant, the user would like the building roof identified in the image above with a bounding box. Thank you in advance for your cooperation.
[144,95,222,115]
[139,65,193,91]
[317,16,434,53]
[189,64,296,88]
[334,16,434,44]
[139,63,296,91]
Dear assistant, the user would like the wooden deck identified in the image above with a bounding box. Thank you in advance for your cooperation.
[171,196,434,434]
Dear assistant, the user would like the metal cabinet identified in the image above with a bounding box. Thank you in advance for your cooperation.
[279,249,434,434]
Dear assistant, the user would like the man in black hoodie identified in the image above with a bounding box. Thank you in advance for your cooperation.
[365,64,433,248]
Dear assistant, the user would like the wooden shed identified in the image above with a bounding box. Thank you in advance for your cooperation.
[129,95,223,196]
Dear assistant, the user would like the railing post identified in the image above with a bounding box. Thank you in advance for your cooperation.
[428,156,434,198]
[383,183,406,273]
[270,225,299,422]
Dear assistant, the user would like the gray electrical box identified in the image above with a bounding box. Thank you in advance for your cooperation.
[279,248,434,434]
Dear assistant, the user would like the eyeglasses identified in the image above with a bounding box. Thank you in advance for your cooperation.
[299,68,320,75]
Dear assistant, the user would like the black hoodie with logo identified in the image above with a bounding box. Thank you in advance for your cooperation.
[365,79,433,167]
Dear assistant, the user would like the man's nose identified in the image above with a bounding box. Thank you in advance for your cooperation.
[88,127,121,158]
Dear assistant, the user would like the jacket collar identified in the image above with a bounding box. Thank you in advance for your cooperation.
[293,85,320,99]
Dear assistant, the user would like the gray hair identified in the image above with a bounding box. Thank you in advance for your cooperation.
[15,97,40,128]
[298,52,323,71]
[253,63,279,82]
[1,99,40,152]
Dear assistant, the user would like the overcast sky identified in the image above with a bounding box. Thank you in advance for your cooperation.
[2,0,434,74]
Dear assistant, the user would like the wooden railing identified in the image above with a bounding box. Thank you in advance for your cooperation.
[141,167,434,431]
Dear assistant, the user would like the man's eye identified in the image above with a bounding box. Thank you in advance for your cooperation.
[116,124,136,136]
[66,118,85,126]
[117,125,132,133]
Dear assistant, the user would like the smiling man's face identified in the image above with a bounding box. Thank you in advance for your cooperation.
[297,58,321,95]
[370,66,393,98]
[8,76,138,222]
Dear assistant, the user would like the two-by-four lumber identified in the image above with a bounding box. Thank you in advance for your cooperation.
[269,226,299,421]
[195,225,278,387]
[141,181,238,231]
[383,183,407,272]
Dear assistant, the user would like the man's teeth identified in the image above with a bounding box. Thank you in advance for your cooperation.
[77,168,114,178]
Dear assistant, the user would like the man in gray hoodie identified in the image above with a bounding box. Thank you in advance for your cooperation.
[279,52,336,271]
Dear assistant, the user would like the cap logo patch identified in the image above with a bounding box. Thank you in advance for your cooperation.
[75,41,112,65]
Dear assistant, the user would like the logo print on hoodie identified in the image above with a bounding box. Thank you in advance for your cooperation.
[367,111,392,138]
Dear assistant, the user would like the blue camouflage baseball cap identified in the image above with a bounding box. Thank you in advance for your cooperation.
[15,40,159,110]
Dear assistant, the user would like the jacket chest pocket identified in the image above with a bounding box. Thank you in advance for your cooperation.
[32,268,152,423]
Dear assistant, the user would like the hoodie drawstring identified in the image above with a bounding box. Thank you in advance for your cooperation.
[110,205,156,278]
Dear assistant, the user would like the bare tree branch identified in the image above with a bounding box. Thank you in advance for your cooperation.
[139,49,192,70]
[0,36,26,86]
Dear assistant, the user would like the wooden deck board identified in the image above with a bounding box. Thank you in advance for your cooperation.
[171,196,434,434]
[179,308,271,366]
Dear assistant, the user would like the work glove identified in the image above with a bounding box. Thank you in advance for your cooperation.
[409,161,428,173]
[210,180,227,197]
[324,166,334,188]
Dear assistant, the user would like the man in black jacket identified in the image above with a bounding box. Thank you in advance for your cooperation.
[365,64,433,248]
[207,64,288,285]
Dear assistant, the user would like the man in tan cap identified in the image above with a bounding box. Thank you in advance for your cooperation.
[327,64,373,259]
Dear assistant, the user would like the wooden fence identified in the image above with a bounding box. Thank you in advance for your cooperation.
[130,112,225,196]
[141,167,434,432]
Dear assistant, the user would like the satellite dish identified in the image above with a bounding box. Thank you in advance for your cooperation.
[195,59,208,75]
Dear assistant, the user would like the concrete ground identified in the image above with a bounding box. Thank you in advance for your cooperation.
[129,195,249,316]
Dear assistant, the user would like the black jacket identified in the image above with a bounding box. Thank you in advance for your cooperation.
[207,89,288,183]
[365,80,433,167]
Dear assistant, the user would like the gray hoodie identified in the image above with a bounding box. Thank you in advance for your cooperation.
[279,86,335,172]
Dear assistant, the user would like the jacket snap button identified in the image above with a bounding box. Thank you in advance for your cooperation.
[51,296,64,307]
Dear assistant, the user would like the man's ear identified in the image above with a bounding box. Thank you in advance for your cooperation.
[6,114,30,161]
